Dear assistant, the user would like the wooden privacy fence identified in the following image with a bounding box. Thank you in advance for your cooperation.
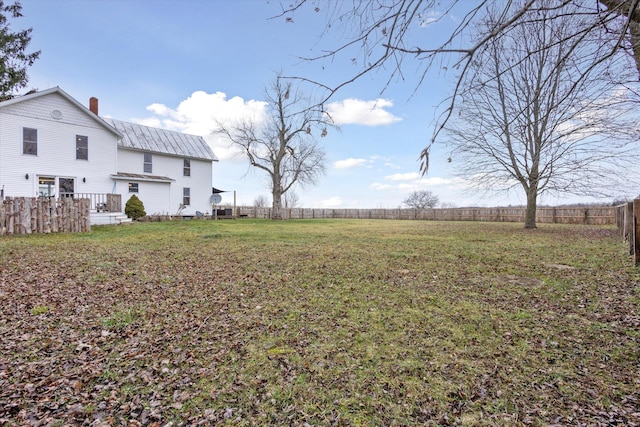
[615,200,640,266]
[0,197,91,235]
[235,205,617,225]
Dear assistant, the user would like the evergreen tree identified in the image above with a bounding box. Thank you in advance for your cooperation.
[0,1,40,101]
[125,195,146,220]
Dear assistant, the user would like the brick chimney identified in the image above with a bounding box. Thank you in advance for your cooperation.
[89,97,98,115]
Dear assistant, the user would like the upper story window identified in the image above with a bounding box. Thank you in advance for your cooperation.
[23,127,37,155]
[76,135,88,160]
[143,153,152,173]
[183,159,191,177]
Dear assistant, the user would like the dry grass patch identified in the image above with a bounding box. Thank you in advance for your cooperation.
[0,220,638,426]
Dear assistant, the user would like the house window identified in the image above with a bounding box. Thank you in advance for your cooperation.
[183,187,190,206]
[23,127,37,155]
[76,135,88,160]
[143,153,152,173]
[38,176,55,197]
[59,178,75,197]
[183,159,191,176]
[128,182,139,193]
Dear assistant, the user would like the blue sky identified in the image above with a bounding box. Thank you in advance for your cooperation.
[16,0,621,207]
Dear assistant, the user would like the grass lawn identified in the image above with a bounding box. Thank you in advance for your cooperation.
[0,219,638,426]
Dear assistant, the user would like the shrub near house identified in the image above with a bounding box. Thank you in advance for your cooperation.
[125,195,146,220]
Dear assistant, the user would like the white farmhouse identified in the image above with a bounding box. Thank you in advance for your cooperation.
[0,87,219,222]
[103,118,218,217]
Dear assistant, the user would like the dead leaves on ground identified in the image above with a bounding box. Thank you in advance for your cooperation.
[0,221,639,425]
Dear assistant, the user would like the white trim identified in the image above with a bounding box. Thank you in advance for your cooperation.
[110,174,174,183]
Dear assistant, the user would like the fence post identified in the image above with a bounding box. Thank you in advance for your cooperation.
[634,199,640,267]
[0,199,5,235]
[627,202,636,255]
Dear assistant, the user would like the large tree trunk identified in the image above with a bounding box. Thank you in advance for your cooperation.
[524,188,538,229]
[630,19,640,79]
[271,176,283,220]
[271,194,283,220]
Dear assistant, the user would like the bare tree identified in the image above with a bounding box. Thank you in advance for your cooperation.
[402,190,439,209]
[283,190,299,208]
[216,76,332,219]
[445,4,640,228]
[277,0,640,172]
[253,195,269,208]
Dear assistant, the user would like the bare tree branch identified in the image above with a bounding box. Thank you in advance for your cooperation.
[279,0,640,176]
[445,4,640,228]
[214,75,335,219]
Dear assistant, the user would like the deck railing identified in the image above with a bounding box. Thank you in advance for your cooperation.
[60,193,122,212]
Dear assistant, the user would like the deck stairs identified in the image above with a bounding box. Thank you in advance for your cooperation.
[90,211,132,225]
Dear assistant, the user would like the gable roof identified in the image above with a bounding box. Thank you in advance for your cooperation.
[0,87,123,139]
[0,87,218,162]
[103,118,218,162]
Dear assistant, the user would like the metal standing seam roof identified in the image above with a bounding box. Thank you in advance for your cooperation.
[103,118,218,162]
[111,172,175,182]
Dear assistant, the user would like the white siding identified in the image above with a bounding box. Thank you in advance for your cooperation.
[173,158,214,215]
[116,149,146,175]
[116,180,172,216]
[0,93,118,198]
[116,149,213,216]
[0,92,104,128]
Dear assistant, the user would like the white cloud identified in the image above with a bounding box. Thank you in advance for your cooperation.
[371,171,469,196]
[134,117,163,128]
[334,155,401,170]
[133,90,268,160]
[384,172,421,181]
[334,158,368,169]
[397,177,465,191]
[383,171,465,188]
[371,182,393,190]
[146,103,172,116]
[384,162,402,169]
[419,11,444,26]
[326,98,402,126]
[319,196,343,208]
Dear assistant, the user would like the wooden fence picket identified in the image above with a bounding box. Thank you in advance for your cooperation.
[0,197,90,236]
[233,205,619,224]
[634,200,640,267]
